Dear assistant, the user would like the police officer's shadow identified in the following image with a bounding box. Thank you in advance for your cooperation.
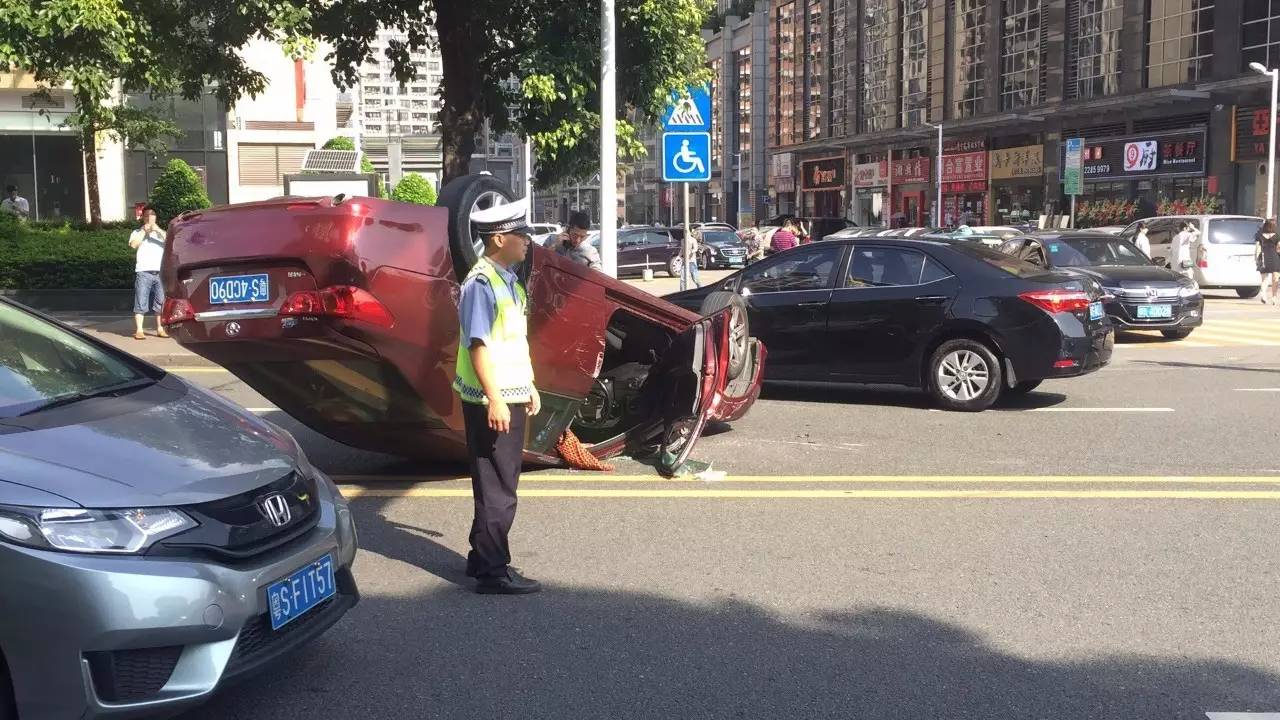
[349,498,473,587]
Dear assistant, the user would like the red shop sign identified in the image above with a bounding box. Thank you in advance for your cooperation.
[891,156,931,184]
[942,151,987,183]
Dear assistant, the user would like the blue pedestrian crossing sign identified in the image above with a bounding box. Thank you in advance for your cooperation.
[662,132,711,182]
[662,85,712,133]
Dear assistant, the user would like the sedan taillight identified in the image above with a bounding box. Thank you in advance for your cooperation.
[280,286,394,327]
[1019,289,1091,314]
[161,298,194,325]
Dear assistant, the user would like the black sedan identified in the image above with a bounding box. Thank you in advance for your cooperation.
[697,229,750,269]
[665,237,1114,411]
[998,232,1203,340]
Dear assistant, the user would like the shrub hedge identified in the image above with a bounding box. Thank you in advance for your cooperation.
[0,214,134,290]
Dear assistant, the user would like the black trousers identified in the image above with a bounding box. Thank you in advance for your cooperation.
[462,402,527,579]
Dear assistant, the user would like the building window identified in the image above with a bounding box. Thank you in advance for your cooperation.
[1147,0,1214,87]
[775,1,800,146]
[830,3,847,136]
[1244,1,1280,70]
[1000,0,1041,109]
[736,48,752,158]
[902,0,930,126]
[237,144,310,186]
[860,0,895,133]
[1074,0,1122,98]
[804,0,825,140]
[711,57,723,168]
[953,0,987,118]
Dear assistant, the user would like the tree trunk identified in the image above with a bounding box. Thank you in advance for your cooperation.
[433,0,487,184]
[78,116,102,225]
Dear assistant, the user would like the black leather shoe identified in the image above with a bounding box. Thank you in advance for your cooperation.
[475,569,541,595]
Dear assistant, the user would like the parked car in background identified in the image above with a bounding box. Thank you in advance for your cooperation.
[161,176,763,475]
[1118,215,1264,298]
[1090,226,1126,236]
[665,237,1113,411]
[0,298,359,719]
[691,222,736,233]
[529,222,563,248]
[697,229,750,269]
[998,231,1203,339]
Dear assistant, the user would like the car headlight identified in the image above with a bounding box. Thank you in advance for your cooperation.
[0,506,195,554]
[1179,280,1200,297]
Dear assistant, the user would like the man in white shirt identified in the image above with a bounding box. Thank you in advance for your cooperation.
[128,207,168,339]
[1,186,30,219]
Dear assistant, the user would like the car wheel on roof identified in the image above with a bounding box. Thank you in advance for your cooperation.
[698,292,750,380]
[928,338,1003,412]
[438,173,515,278]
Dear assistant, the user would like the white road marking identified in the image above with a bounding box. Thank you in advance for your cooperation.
[1205,713,1280,719]
[1028,407,1174,413]
[1234,388,1280,392]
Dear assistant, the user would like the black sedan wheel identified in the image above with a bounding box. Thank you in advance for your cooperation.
[667,254,684,278]
[698,292,750,380]
[928,339,1003,412]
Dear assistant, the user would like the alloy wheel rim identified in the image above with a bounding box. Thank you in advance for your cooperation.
[937,349,989,402]
[469,191,510,257]
[727,304,747,373]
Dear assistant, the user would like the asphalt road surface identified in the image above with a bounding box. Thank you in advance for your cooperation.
[108,290,1280,720]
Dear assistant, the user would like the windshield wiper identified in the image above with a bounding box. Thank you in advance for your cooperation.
[17,377,157,416]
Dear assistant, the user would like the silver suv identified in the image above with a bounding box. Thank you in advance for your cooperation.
[0,299,358,719]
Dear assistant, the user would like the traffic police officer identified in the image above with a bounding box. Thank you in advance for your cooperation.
[454,198,542,595]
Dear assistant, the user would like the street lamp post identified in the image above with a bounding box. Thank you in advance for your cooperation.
[599,0,618,277]
[734,151,743,226]
[924,121,943,227]
[1251,62,1278,220]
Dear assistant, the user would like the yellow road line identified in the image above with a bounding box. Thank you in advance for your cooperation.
[333,474,1280,485]
[341,487,1280,500]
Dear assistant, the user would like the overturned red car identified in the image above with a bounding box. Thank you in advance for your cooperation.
[159,174,763,474]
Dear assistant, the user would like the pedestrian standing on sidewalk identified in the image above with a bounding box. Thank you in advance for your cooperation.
[683,228,702,288]
[770,218,799,254]
[553,211,601,270]
[1256,219,1279,305]
[1,186,29,220]
[128,207,167,340]
[453,198,542,595]
[1133,221,1151,258]
[1169,221,1195,279]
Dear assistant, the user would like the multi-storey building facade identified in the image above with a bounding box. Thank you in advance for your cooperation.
[766,0,1276,227]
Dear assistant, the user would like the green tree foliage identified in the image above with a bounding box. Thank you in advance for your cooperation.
[390,173,437,206]
[321,136,385,198]
[308,0,712,186]
[148,159,211,225]
[0,0,311,223]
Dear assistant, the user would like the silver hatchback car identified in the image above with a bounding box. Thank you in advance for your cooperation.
[0,299,358,719]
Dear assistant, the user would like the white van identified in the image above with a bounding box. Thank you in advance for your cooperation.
[1120,215,1264,298]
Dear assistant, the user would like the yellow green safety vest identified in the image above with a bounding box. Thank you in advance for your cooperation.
[453,257,535,405]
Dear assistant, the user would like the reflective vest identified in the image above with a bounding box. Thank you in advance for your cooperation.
[453,257,535,405]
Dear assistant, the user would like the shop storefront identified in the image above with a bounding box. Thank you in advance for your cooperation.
[989,145,1044,225]
[941,138,988,226]
[1233,106,1270,217]
[890,154,931,227]
[799,156,846,219]
[770,152,796,216]
[1067,129,1207,212]
[853,159,887,226]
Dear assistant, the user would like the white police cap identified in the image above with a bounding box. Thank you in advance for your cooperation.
[472,198,533,236]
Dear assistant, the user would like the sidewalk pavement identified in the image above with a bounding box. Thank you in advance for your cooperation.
[50,270,739,368]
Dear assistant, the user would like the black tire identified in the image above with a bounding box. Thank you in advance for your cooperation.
[927,338,1003,412]
[667,254,684,278]
[1161,328,1194,340]
[1238,287,1262,299]
[1006,379,1042,395]
[698,291,751,380]
[437,174,517,279]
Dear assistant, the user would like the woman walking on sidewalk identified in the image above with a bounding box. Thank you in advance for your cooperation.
[1256,219,1280,305]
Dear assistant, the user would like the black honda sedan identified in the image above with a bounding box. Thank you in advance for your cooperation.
[665,237,1114,411]
[998,232,1203,340]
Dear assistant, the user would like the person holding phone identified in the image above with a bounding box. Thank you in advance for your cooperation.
[128,207,168,340]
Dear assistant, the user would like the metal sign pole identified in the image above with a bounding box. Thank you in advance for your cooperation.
[681,182,690,291]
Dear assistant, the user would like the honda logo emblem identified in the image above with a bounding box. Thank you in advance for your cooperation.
[259,493,291,527]
[1146,286,1158,299]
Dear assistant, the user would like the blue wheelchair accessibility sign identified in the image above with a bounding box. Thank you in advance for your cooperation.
[662,132,711,182]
